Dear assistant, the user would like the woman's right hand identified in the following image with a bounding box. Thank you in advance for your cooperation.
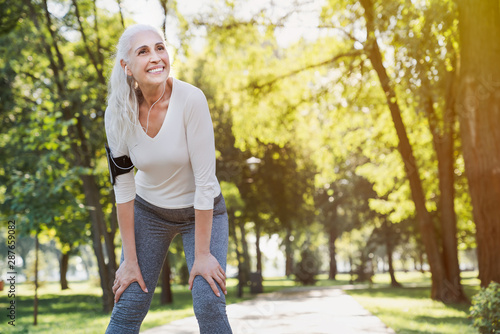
[112,259,148,303]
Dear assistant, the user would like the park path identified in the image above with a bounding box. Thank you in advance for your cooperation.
[142,286,395,334]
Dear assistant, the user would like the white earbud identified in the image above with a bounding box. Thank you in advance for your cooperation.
[124,65,128,76]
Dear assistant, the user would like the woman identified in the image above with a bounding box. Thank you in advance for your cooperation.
[104,24,233,334]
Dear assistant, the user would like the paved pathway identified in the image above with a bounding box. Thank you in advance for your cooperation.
[142,286,395,334]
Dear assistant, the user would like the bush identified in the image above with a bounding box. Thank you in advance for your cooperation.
[294,247,321,285]
[469,281,500,333]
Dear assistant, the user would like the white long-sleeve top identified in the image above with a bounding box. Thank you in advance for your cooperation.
[104,78,221,210]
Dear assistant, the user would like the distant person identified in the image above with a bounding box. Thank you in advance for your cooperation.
[104,24,232,334]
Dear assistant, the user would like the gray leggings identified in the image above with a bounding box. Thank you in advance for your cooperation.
[105,193,233,334]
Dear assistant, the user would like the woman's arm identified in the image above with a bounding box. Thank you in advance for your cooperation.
[184,88,226,296]
[105,109,144,302]
[194,209,213,256]
[112,200,148,303]
[188,209,227,297]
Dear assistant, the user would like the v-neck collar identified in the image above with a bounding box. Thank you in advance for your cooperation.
[139,77,176,141]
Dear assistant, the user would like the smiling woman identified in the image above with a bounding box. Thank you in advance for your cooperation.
[103,24,233,334]
[123,31,171,137]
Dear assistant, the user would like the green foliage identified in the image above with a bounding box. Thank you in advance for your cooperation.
[0,0,486,309]
[294,246,321,285]
[469,282,500,333]
[0,0,117,247]
[0,0,24,35]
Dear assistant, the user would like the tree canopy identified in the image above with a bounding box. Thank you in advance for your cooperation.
[1,0,499,310]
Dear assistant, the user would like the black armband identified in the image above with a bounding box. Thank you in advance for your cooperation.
[105,145,134,186]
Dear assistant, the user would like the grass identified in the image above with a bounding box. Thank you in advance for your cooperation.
[0,272,481,333]
[0,277,298,333]
[345,271,481,334]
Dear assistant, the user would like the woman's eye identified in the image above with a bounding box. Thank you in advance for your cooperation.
[138,49,146,55]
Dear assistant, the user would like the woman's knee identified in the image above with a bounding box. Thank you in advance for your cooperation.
[191,277,226,320]
[106,283,152,332]
[192,279,232,333]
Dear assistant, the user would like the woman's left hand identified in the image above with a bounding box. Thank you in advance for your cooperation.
[189,252,227,297]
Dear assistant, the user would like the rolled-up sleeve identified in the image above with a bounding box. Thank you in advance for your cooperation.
[104,109,136,204]
[185,89,220,210]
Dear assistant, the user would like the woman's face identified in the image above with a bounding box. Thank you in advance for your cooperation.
[125,30,170,88]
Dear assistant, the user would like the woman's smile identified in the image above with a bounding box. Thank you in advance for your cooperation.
[147,66,164,74]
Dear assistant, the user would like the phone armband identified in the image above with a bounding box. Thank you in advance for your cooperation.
[105,145,134,185]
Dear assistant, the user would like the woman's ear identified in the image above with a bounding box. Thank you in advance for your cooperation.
[120,59,128,76]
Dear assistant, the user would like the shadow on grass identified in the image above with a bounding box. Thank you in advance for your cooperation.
[1,294,102,318]
[348,286,433,300]
[0,288,197,328]
[349,287,473,316]
[0,293,106,333]
[0,275,480,333]
[346,284,479,334]
[414,314,472,325]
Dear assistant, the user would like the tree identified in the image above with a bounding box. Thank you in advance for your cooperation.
[357,0,462,302]
[373,215,404,287]
[456,0,500,286]
[384,0,466,300]
[0,0,126,311]
[259,143,315,276]
[315,156,375,280]
[181,3,318,280]
[160,254,173,304]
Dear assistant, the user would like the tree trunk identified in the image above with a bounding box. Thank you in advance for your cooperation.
[229,211,244,298]
[285,227,293,277]
[420,66,468,302]
[161,254,173,304]
[385,227,401,288]
[60,250,70,290]
[419,251,425,273]
[81,175,116,313]
[79,245,93,281]
[238,220,251,287]
[34,233,39,326]
[457,0,500,286]
[348,253,354,284]
[255,221,262,274]
[328,224,338,280]
[360,0,456,302]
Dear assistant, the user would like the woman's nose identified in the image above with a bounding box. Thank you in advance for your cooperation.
[150,51,161,62]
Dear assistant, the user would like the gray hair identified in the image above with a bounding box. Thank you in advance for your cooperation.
[106,24,166,145]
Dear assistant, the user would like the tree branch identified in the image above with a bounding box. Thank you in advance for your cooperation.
[72,0,105,85]
[249,50,363,90]
[92,0,105,77]
[116,0,125,28]
[26,0,64,97]
[41,0,66,70]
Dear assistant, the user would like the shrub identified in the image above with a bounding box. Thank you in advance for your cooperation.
[294,247,321,285]
[469,281,500,333]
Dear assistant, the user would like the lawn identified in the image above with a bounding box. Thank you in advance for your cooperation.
[0,277,296,333]
[0,272,480,333]
[346,271,481,334]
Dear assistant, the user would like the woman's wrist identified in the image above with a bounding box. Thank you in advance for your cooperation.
[195,250,210,257]
[122,253,138,263]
